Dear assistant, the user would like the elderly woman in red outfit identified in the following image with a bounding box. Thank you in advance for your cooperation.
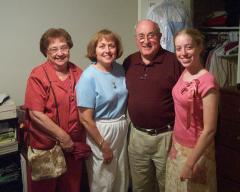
[25,28,88,192]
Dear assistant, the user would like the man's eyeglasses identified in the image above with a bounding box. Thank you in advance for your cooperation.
[48,45,69,54]
[136,32,158,42]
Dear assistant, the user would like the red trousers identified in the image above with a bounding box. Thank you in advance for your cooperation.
[27,153,84,192]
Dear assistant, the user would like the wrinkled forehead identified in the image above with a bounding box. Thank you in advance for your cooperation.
[137,21,158,33]
[48,36,67,44]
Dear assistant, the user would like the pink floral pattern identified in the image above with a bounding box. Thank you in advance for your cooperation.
[165,142,217,192]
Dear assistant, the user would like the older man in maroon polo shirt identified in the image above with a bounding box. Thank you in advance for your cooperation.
[123,19,182,192]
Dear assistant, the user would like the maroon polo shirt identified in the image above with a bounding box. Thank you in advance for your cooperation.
[123,49,182,130]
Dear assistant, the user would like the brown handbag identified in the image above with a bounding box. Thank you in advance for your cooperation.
[27,67,67,181]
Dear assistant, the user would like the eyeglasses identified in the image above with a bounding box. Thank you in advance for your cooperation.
[136,32,158,42]
[48,45,69,54]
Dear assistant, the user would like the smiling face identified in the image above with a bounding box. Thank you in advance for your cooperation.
[46,37,70,70]
[95,38,117,69]
[135,20,161,62]
[174,33,202,69]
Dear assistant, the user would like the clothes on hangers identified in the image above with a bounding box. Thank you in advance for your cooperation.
[146,0,191,52]
[224,41,238,55]
[205,39,238,87]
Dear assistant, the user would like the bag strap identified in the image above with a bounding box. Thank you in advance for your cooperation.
[26,66,61,149]
[42,66,60,125]
[25,107,31,148]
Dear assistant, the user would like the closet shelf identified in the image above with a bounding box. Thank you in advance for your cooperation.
[200,26,239,31]
[220,54,238,58]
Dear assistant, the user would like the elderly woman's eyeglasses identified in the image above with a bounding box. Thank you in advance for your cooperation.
[48,45,69,54]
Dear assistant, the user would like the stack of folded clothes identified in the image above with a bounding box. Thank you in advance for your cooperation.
[203,11,227,27]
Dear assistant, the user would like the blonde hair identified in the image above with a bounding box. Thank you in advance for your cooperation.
[174,28,205,49]
[86,29,123,62]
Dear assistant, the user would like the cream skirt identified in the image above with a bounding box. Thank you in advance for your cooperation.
[165,141,217,192]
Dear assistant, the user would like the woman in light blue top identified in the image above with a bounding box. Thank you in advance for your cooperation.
[76,29,129,192]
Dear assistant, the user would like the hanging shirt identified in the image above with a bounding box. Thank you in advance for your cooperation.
[147,0,191,52]
[208,41,238,87]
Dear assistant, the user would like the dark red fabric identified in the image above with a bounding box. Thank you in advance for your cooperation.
[72,142,91,160]
[224,41,238,54]
[204,15,227,27]
[123,49,183,129]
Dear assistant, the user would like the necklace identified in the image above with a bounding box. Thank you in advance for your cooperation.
[112,81,117,89]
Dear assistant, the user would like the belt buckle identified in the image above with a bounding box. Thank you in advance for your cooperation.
[146,129,158,136]
[153,129,158,136]
[167,124,172,130]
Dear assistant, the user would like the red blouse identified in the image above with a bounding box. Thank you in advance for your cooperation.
[25,61,83,149]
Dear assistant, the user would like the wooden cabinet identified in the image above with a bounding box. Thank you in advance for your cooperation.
[216,87,240,192]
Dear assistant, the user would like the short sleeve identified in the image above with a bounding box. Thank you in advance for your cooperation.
[76,73,96,109]
[24,70,48,112]
[200,73,219,97]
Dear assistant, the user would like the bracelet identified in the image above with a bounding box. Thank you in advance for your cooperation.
[99,138,105,149]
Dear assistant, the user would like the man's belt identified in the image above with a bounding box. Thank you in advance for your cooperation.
[134,124,173,136]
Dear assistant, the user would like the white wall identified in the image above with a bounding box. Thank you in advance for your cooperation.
[0,0,138,105]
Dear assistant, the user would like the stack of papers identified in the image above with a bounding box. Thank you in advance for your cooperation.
[0,93,18,155]
[0,140,18,155]
[0,131,16,143]
[0,99,17,121]
[0,93,9,105]
[0,121,18,155]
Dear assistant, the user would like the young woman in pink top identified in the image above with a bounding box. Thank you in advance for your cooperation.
[165,29,219,192]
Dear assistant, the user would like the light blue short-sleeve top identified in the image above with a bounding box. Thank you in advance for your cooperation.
[76,62,128,120]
